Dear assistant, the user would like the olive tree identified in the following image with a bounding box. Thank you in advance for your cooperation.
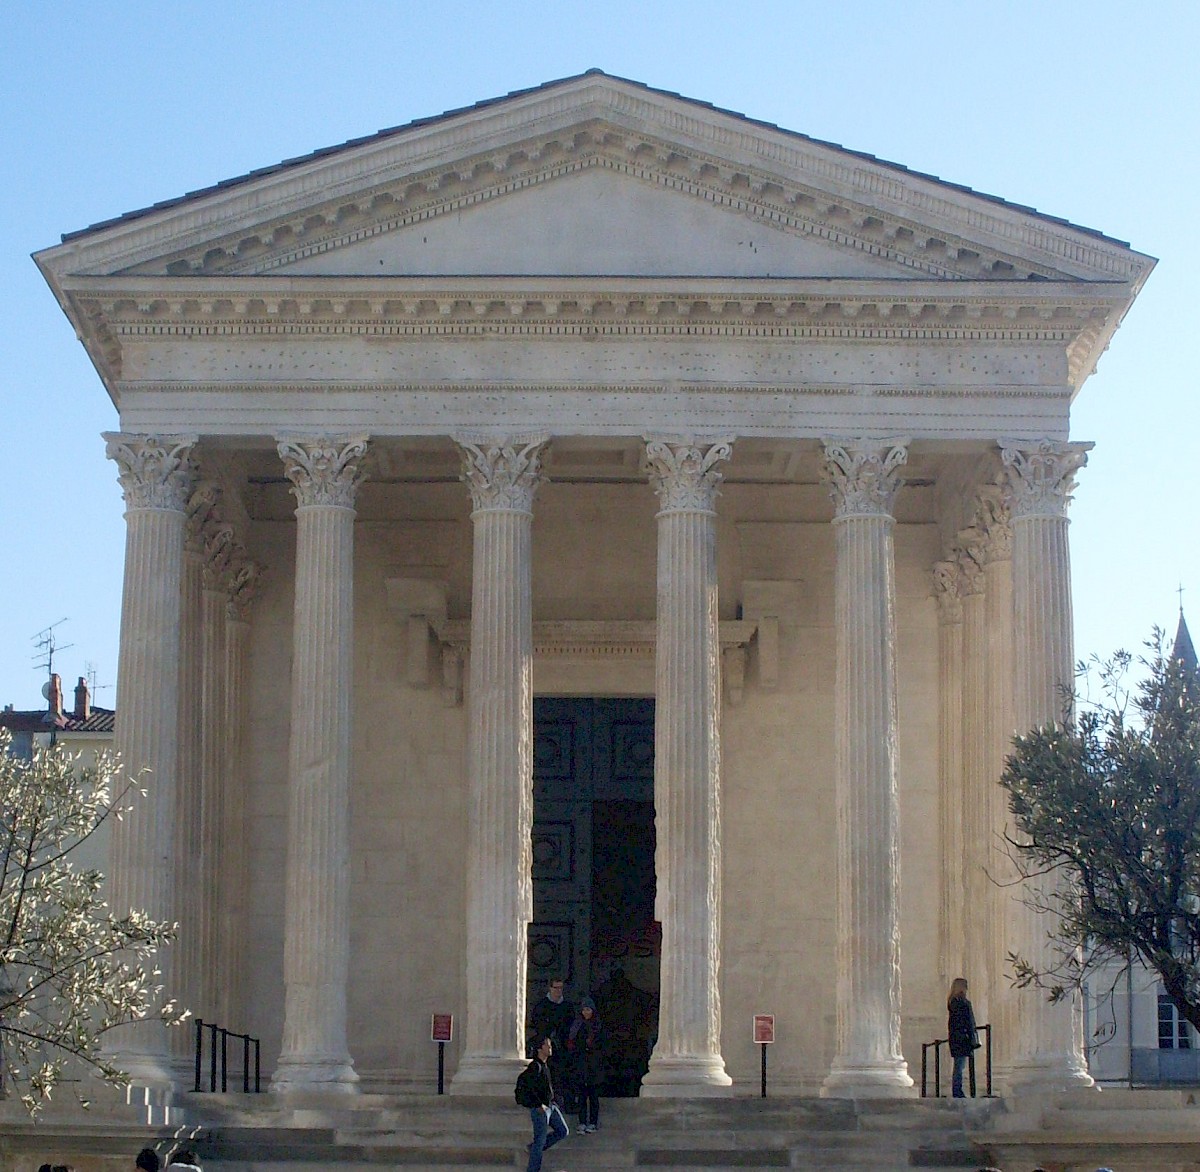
[1000,629,1200,1031]
[0,728,183,1112]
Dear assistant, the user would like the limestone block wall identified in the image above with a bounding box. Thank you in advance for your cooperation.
[239,478,943,1092]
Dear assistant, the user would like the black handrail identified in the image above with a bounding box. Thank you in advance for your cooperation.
[193,1018,262,1093]
[920,1022,992,1097]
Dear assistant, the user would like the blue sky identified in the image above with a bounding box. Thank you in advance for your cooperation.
[1,1,1196,710]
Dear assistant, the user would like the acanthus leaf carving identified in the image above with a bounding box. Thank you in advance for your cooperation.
[276,435,370,509]
[455,434,549,513]
[821,438,909,519]
[104,432,198,512]
[1000,439,1092,520]
[642,437,733,514]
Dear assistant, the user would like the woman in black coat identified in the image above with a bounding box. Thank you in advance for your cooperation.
[947,977,978,1098]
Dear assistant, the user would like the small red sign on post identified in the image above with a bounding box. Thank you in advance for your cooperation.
[753,1014,775,1044]
[431,1013,454,1042]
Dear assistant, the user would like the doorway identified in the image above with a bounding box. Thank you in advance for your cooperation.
[528,697,659,1096]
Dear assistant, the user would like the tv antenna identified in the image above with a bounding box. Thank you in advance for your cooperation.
[31,619,73,681]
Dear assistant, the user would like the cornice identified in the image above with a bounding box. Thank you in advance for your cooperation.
[41,103,1149,288]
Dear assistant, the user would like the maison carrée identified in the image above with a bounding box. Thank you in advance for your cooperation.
[35,71,1153,1099]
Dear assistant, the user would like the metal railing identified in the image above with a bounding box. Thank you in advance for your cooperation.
[193,1018,262,1093]
[920,1022,992,1097]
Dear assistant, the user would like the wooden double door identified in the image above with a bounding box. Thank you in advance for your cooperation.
[528,697,660,1095]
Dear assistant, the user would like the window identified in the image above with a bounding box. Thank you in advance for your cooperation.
[1158,993,1191,1049]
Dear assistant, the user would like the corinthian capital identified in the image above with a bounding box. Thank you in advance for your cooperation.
[276,435,370,509]
[1000,440,1092,520]
[201,523,237,588]
[821,438,909,519]
[974,485,1013,563]
[104,433,198,511]
[184,481,222,551]
[642,437,733,514]
[455,434,549,514]
[225,556,264,622]
[932,560,964,623]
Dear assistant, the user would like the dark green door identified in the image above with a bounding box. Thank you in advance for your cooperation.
[529,697,659,1095]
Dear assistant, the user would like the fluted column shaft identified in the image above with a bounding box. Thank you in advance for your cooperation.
[271,436,368,1092]
[956,540,991,1009]
[821,440,913,1097]
[641,439,732,1096]
[197,524,233,1017]
[220,561,259,1026]
[104,432,197,1085]
[450,436,548,1093]
[980,492,1016,1072]
[1002,440,1093,1091]
[932,562,965,983]
[174,503,207,1050]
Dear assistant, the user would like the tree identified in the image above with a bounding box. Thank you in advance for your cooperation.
[0,728,183,1113]
[1000,628,1200,1032]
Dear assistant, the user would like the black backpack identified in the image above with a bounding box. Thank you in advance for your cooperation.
[514,1062,541,1108]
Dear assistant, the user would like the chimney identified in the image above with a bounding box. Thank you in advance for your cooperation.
[46,673,63,719]
[74,677,91,721]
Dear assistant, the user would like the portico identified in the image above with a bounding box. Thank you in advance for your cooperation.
[35,71,1152,1098]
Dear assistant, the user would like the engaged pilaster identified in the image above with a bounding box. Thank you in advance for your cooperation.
[820,439,914,1098]
[104,432,197,1086]
[450,435,549,1094]
[271,435,369,1093]
[640,438,733,1096]
[1001,440,1094,1091]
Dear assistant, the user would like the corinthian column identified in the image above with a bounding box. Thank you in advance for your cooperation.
[820,439,914,1097]
[932,559,965,983]
[103,432,197,1085]
[978,487,1017,1073]
[174,482,216,1053]
[641,438,733,1096]
[219,556,261,1027]
[450,435,548,1094]
[271,435,369,1092]
[1001,439,1094,1091]
[197,522,234,1018]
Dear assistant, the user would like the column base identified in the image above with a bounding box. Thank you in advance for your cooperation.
[271,1054,359,1094]
[640,1054,733,1097]
[821,1057,915,1099]
[449,1053,529,1096]
[1006,1054,1094,1094]
[104,1047,177,1091]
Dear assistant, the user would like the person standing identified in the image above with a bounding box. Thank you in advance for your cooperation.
[947,977,979,1098]
[518,1036,569,1172]
[567,996,604,1132]
[529,977,574,1104]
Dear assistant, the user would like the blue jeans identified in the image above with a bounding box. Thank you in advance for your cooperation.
[951,1053,970,1097]
[527,1103,569,1172]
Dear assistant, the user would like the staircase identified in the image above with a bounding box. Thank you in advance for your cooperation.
[184,1094,997,1171]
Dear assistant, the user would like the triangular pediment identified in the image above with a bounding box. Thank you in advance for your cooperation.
[38,72,1152,289]
[277,165,911,280]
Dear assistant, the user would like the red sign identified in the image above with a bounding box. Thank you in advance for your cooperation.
[431,1013,453,1042]
[753,1014,775,1044]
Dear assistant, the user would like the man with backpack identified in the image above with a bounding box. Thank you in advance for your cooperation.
[516,1035,569,1172]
